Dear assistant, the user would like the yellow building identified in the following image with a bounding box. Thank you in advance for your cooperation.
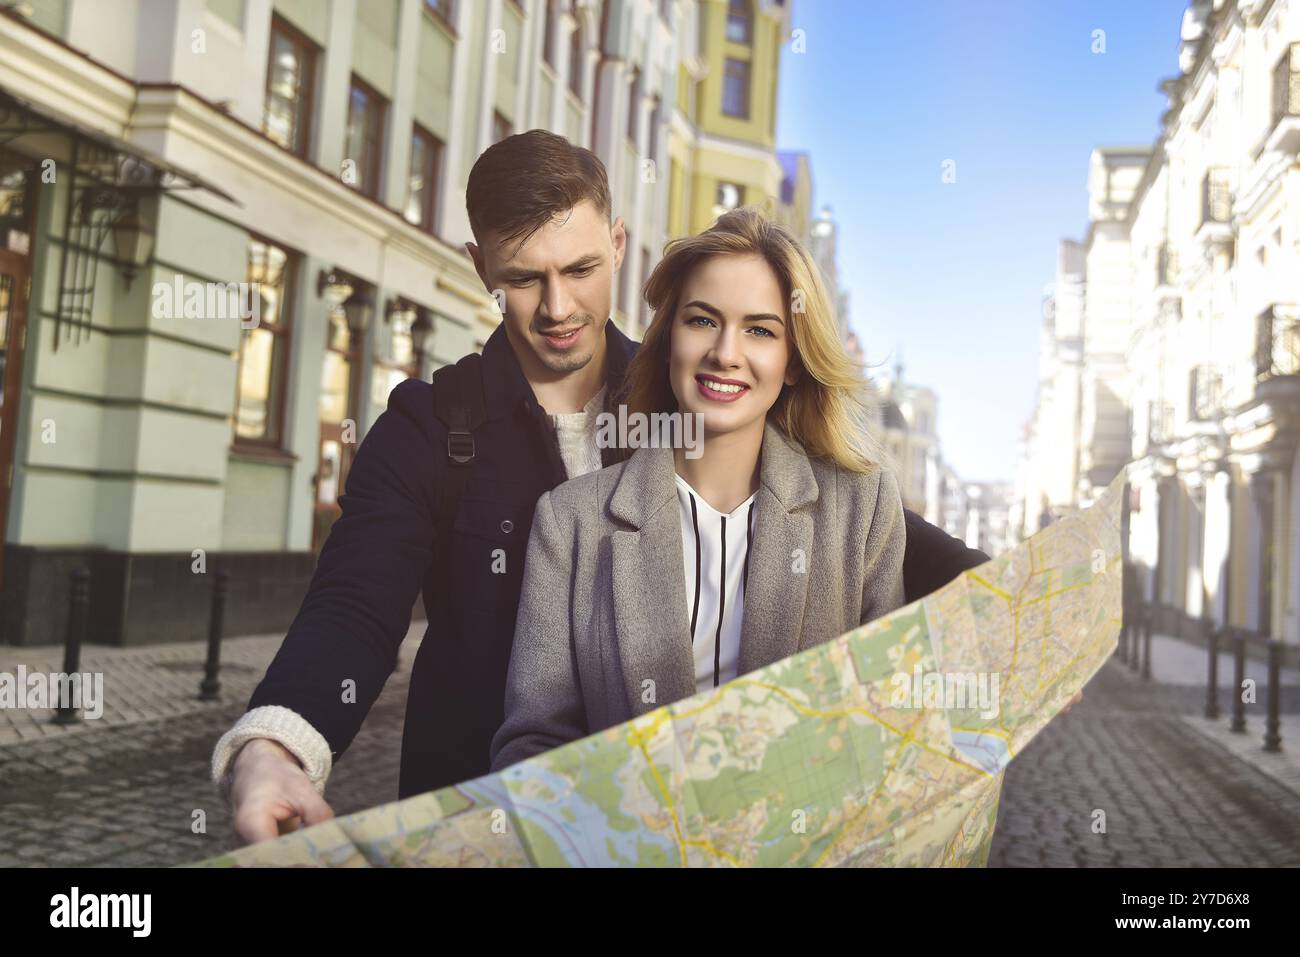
[667,0,788,239]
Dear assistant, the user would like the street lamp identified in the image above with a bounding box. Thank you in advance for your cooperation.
[108,191,157,288]
[342,286,374,339]
[317,268,354,304]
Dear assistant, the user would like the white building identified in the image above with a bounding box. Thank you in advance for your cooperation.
[1019,0,1300,644]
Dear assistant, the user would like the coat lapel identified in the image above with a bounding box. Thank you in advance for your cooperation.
[736,422,819,675]
[609,445,697,716]
[606,421,821,714]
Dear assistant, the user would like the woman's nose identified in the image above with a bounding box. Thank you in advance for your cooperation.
[710,327,741,366]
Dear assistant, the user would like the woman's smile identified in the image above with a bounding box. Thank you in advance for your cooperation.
[695,373,751,402]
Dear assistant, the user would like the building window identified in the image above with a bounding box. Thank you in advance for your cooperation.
[620,227,633,315]
[424,0,455,28]
[493,110,512,143]
[569,22,585,99]
[715,181,743,213]
[371,302,423,408]
[263,16,317,157]
[405,126,443,234]
[639,246,652,331]
[344,76,387,199]
[626,67,641,146]
[647,95,661,160]
[543,0,557,68]
[726,0,752,44]
[723,58,750,118]
[235,238,296,446]
[1272,43,1300,127]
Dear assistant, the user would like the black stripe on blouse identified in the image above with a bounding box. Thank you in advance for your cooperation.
[714,516,727,686]
[688,492,702,641]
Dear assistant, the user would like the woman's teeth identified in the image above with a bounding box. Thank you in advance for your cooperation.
[702,380,745,393]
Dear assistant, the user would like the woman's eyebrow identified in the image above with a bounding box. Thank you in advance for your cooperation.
[682,300,784,325]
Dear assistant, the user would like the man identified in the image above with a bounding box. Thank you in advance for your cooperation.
[211,130,990,845]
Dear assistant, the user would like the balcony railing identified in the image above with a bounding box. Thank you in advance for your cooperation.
[1200,168,1232,230]
[1272,43,1300,129]
[1255,307,1300,381]
[1188,365,1223,421]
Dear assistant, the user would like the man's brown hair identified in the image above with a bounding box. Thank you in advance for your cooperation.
[466,129,612,253]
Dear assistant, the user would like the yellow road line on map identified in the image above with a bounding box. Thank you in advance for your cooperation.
[1035,566,1051,694]
[968,573,1012,604]
[733,679,989,774]
[812,716,926,866]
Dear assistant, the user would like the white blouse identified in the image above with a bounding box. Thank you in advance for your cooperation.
[673,473,757,693]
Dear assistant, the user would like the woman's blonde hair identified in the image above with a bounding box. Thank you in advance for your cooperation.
[618,206,886,473]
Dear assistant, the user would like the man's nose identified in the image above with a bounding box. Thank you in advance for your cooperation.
[541,275,577,324]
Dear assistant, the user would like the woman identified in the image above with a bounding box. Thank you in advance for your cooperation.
[489,207,906,771]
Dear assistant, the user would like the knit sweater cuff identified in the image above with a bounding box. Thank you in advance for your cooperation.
[211,705,334,799]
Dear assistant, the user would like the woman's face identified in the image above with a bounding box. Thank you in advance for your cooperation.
[668,253,798,439]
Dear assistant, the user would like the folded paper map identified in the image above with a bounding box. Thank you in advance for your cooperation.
[193,469,1125,867]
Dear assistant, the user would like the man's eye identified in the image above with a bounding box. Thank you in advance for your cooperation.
[508,278,535,287]
[569,267,595,278]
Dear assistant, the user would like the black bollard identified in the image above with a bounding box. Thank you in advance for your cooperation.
[1205,621,1220,720]
[54,567,91,724]
[199,568,229,701]
[1263,639,1282,753]
[1141,608,1153,682]
[1230,630,1247,734]
[1128,606,1144,672]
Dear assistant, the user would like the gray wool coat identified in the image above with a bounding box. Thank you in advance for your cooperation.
[488,419,906,772]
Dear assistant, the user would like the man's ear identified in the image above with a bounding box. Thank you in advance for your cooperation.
[466,241,491,291]
[610,216,627,272]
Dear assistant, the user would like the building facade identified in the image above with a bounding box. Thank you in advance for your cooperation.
[0,0,793,644]
[1018,0,1300,643]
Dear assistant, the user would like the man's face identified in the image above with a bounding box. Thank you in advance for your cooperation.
[468,200,625,379]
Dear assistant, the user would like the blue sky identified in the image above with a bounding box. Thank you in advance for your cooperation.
[776,0,1190,481]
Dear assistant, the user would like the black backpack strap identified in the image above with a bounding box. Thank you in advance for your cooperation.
[430,353,487,537]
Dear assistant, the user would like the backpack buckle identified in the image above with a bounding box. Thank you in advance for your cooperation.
[448,430,475,465]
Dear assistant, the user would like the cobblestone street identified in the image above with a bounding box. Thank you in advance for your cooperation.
[988,660,1300,867]
[1,633,1298,867]
[0,627,424,868]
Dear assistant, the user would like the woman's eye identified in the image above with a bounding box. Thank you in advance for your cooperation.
[748,326,776,338]
[686,315,715,327]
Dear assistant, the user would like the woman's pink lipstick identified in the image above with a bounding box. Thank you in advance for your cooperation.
[695,374,749,402]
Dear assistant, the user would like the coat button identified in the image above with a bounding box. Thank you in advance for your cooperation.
[500,519,514,534]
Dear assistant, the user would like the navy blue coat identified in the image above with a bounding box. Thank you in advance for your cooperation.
[245,320,989,799]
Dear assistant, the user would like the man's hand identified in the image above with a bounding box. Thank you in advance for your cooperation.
[229,737,335,846]
[1061,690,1084,714]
